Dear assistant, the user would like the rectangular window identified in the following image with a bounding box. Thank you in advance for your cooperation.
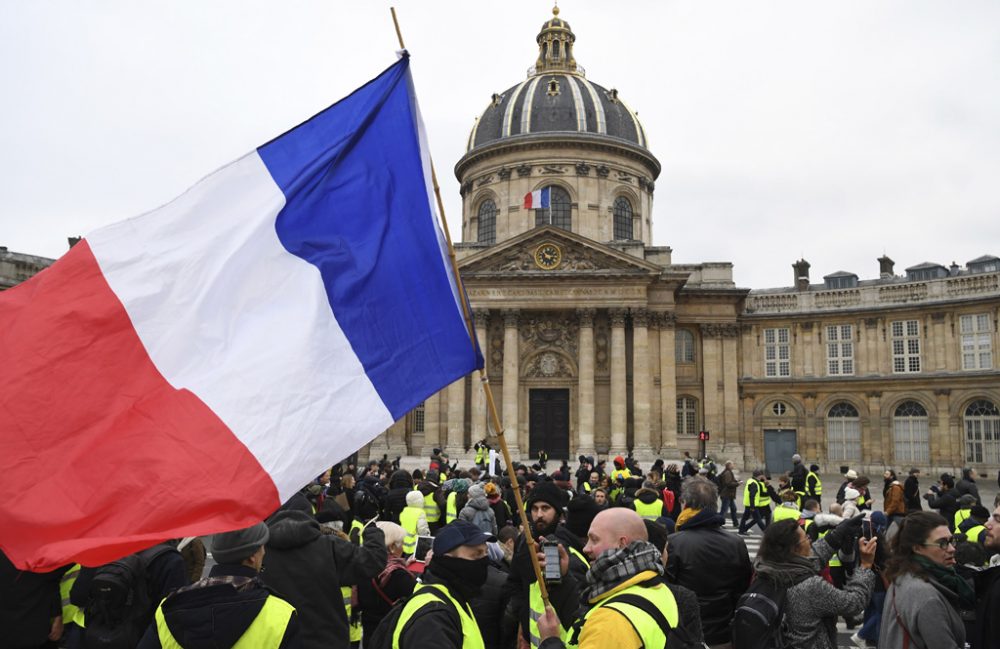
[891,319,921,373]
[894,418,930,463]
[414,401,425,433]
[826,324,854,376]
[827,418,861,461]
[961,314,993,370]
[764,327,790,377]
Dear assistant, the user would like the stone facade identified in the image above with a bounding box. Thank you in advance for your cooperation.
[367,8,1000,475]
[0,246,54,291]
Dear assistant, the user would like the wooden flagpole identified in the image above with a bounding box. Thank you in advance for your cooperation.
[389,7,552,607]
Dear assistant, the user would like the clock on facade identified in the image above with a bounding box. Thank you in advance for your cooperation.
[534,242,562,270]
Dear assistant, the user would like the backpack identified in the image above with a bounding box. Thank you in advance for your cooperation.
[731,575,789,649]
[82,544,174,649]
[366,585,454,649]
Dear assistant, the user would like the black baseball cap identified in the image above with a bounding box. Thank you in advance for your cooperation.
[433,520,496,555]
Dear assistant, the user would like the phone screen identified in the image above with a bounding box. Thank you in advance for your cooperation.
[542,543,561,583]
[862,520,873,540]
[414,536,433,562]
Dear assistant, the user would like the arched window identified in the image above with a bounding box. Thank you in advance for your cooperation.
[827,402,861,462]
[677,397,699,436]
[965,399,1000,464]
[675,329,695,363]
[477,199,497,244]
[893,401,929,464]
[535,186,572,231]
[613,196,633,240]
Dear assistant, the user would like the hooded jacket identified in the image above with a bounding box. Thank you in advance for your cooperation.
[459,486,498,535]
[385,470,416,524]
[136,563,300,649]
[261,510,386,649]
[665,509,753,645]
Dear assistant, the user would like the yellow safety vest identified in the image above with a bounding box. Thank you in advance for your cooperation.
[571,580,679,648]
[633,499,662,521]
[446,492,458,523]
[964,524,986,545]
[350,519,365,543]
[819,529,841,567]
[345,523,363,642]
[772,504,800,522]
[955,508,972,529]
[582,482,592,493]
[423,492,441,523]
[475,447,485,465]
[392,583,484,649]
[399,505,423,556]
[807,471,823,496]
[527,546,591,648]
[60,563,85,628]
[156,594,294,648]
[743,480,770,507]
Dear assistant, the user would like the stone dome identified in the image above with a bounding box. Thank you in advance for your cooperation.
[466,7,648,153]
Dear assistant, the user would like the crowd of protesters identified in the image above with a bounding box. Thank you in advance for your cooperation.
[4,442,1000,649]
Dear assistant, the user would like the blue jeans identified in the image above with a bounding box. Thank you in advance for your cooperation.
[859,590,885,642]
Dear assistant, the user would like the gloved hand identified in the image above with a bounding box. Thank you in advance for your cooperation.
[824,513,865,551]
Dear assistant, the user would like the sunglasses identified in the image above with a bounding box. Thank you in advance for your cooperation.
[921,537,955,550]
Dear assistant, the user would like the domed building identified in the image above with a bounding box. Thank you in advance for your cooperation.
[367,8,1000,477]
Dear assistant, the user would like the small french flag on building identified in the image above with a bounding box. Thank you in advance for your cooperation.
[523,187,551,209]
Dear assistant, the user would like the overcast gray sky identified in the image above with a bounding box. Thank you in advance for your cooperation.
[2,1,998,289]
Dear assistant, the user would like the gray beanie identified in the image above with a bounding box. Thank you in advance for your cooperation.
[211,522,269,564]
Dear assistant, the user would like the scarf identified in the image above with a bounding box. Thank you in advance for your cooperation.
[753,554,818,588]
[583,540,663,601]
[914,555,977,609]
[676,507,700,529]
[377,555,409,589]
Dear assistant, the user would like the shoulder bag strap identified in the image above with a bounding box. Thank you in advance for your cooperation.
[890,586,912,649]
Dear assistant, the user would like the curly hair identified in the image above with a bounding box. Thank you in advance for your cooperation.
[758,519,803,563]
[884,511,949,582]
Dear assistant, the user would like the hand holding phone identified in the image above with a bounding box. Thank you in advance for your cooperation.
[540,541,562,584]
[862,518,874,540]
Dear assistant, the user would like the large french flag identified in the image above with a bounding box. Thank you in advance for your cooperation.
[0,56,482,571]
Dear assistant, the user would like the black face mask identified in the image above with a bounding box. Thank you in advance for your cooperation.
[429,554,489,599]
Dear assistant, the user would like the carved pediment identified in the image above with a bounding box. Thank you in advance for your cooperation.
[459,226,661,276]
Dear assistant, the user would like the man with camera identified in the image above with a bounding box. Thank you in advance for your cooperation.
[504,480,588,649]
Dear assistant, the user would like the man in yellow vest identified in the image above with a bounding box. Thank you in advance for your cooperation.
[139,522,299,648]
[536,508,679,649]
[737,469,771,535]
[388,520,494,648]
[805,464,823,504]
[958,504,990,544]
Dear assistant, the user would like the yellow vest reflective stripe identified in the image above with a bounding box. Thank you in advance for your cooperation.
[807,472,823,495]
[400,506,423,555]
[964,524,986,544]
[772,505,800,522]
[743,481,755,507]
[857,493,868,507]
[156,594,294,648]
[529,580,571,648]
[392,583,484,649]
[569,546,590,569]
[818,529,841,567]
[576,582,679,649]
[582,482,592,493]
[955,508,972,529]
[350,519,365,543]
[341,585,362,642]
[60,563,85,628]
[633,499,662,521]
[423,492,441,523]
[446,492,458,523]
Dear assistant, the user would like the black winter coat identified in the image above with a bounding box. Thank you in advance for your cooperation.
[262,510,386,649]
[955,477,982,506]
[137,564,300,649]
[926,489,960,529]
[903,475,923,512]
[0,551,67,649]
[470,559,510,649]
[665,510,753,645]
[390,572,473,649]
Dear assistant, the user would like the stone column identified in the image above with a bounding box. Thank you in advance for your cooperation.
[609,308,628,452]
[932,313,947,371]
[577,308,596,457]
[863,317,879,376]
[701,325,722,441]
[502,309,521,457]
[800,322,814,377]
[632,308,652,453]
[422,390,441,457]
[721,325,741,455]
[446,377,465,456]
[865,391,882,468]
[471,309,490,444]
[658,313,678,453]
[934,389,953,468]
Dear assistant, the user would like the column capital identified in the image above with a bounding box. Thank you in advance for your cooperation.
[655,311,676,329]
[630,308,650,327]
[472,308,491,326]
[502,309,520,327]
[608,308,628,327]
[576,307,597,327]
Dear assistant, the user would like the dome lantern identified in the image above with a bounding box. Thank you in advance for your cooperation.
[534,6,578,75]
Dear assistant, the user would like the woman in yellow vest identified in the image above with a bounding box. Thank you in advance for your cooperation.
[399,491,430,555]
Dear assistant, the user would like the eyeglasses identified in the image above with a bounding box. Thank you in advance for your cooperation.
[921,537,955,550]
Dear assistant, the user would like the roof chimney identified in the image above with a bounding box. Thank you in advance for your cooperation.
[68,236,82,249]
[878,255,894,279]
[792,259,810,291]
